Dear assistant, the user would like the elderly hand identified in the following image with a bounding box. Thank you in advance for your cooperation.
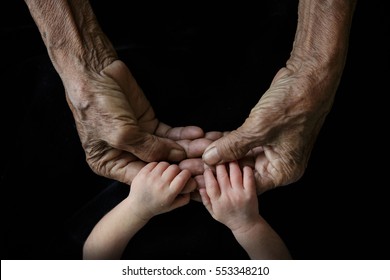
[201,66,338,194]
[64,60,204,191]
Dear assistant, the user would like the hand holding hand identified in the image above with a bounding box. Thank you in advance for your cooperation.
[64,60,204,186]
[127,162,192,221]
[202,67,336,194]
[199,161,259,232]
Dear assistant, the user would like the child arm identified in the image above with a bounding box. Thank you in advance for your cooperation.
[83,162,191,259]
[200,162,291,259]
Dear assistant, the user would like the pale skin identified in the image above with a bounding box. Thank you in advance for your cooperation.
[83,161,192,259]
[83,161,290,259]
[24,0,357,193]
[200,162,291,260]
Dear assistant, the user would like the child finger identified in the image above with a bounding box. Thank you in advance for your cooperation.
[204,168,220,199]
[216,164,231,191]
[169,169,192,195]
[228,161,243,189]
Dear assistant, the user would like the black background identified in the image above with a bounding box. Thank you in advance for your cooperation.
[1,0,389,260]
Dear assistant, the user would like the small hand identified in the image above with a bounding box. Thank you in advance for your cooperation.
[127,162,192,221]
[199,162,259,231]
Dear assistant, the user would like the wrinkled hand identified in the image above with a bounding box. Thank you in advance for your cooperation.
[63,60,203,189]
[201,67,337,194]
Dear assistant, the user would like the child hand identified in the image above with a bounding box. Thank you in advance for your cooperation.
[200,161,260,232]
[127,161,192,221]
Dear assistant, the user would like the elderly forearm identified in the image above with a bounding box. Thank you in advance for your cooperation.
[289,0,357,81]
[24,0,117,82]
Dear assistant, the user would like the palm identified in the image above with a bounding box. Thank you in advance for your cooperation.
[65,60,203,188]
[201,66,335,193]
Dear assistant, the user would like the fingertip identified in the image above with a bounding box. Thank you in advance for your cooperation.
[181,168,192,178]
[243,165,253,174]
[202,146,222,165]
[194,175,205,190]
[229,160,241,170]
[186,126,204,139]
[140,161,158,173]
[168,148,186,162]
[205,131,224,140]
[180,173,197,194]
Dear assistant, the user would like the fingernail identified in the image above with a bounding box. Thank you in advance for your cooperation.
[168,149,186,161]
[202,146,221,165]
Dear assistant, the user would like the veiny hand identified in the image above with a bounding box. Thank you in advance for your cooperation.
[202,66,338,194]
[127,162,192,221]
[63,60,204,188]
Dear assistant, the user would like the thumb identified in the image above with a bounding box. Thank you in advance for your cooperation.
[202,129,260,165]
[120,130,186,162]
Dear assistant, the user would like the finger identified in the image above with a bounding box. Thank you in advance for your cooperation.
[203,168,220,199]
[176,138,214,158]
[132,161,158,182]
[205,131,224,141]
[215,164,231,191]
[194,174,205,190]
[162,164,181,182]
[252,148,276,194]
[179,158,205,176]
[139,161,159,174]
[243,166,256,193]
[88,148,147,185]
[119,129,187,162]
[228,161,243,188]
[113,160,146,185]
[177,130,224,161]
[150,161,170,176]
[157,123,204,140]
[202,124,263,165]
[182,177,198,194]
[237,154,256,170]
[169,169,192,195]
[252,144,303,193]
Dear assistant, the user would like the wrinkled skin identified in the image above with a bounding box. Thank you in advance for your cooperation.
[64,60,204,193]
[182,66,337,196]
[181,0,355,195]
[25,0,354,200]
[64,59,337,199]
